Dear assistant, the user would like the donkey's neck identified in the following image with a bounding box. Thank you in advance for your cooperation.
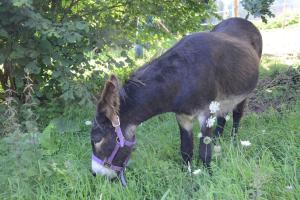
[119,83,166,125]
[118,77,171,137]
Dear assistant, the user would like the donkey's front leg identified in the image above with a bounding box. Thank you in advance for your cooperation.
[214,117,226,138]
[176,114,194,165]
[199,120,213,170]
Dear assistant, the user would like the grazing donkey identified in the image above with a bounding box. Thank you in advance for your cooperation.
[90,18,262,186]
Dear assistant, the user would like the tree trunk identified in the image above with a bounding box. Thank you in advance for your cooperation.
[2,59,16,92]
[233,0,238,17]
[0,67,7,91]
[0,60,10,91]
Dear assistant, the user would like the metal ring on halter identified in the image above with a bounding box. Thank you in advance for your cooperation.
[104,162,111,168]
[116,136,120,144]
[112,116,120,127]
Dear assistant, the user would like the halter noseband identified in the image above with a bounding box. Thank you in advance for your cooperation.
[92,116,136,186]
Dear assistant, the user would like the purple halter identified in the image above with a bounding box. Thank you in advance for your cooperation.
[92,116,136,186]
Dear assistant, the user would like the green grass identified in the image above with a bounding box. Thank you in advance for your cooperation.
[254,12,300,30]
[1,59,300,199]
[1,104,299,199]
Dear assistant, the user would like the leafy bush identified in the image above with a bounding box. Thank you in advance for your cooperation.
[242,0,275,22]
[0,0,217,106]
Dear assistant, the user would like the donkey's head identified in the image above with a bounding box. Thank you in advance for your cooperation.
[90,75,135,183]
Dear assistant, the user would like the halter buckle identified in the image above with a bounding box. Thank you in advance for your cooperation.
[112,116,120,127]
[104,161,111,168]
[116,136,121,144]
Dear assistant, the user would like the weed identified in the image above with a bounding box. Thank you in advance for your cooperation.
[0,87,21,136]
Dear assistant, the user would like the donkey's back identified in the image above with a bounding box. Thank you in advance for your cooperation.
[132,18,261,116]
[212,17,263,58]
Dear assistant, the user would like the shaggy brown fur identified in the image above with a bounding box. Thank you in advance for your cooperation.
[98,75,120,126]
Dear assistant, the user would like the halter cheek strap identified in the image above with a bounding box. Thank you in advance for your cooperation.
[92,116,136,187]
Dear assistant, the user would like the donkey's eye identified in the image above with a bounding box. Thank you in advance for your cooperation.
[91,131,102,141]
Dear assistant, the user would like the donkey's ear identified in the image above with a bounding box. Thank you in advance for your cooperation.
[109,74,119,87]
[99,75,120,125]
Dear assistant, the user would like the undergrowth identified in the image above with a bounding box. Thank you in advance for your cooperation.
[0,100,299,199]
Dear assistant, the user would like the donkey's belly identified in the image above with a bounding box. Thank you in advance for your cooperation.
[216,95,246,116]
[196,94,246,127]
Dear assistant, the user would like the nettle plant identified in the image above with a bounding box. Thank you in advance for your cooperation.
[1,87,21,135]
[20,71,39,133]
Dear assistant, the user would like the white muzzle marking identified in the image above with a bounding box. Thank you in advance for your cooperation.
[91,159,117,179]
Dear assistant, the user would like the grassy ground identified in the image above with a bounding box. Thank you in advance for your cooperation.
[254,12,299,30]
[0,58,300,200]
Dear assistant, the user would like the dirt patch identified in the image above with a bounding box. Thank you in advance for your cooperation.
[248,67,300,113]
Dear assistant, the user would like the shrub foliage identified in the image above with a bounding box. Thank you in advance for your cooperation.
[0,0,216,104]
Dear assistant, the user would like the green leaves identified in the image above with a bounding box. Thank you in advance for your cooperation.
[242,0,275,23]
[39,39,52,52]
[42,56,52,66]
[0,54,5,64]
[11,0,32,7]
[75,21,88,31]
[0,28,8,38]
[0,0,218,108]
[25,61,40,74]
[66,32,82,43]
[39,123,60,155]
[10,47,26,59]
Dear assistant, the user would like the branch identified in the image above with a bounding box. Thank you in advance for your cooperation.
[98,2,124,13]
[156,20,170,33]
[0,67,7,91]
[51,0,59,22]
[61,0,80,22]
[79,2,125,18]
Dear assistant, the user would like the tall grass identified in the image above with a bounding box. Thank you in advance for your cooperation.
[0,100,299,199]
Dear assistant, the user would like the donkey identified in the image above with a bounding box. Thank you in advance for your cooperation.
[90,18,262,186]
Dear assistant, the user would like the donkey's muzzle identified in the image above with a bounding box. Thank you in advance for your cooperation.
[90,169,96,177]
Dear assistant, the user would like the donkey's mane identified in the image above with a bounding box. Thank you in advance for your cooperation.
[119,77,145,103]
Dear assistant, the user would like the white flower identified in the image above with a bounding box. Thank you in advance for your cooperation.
[240,140,251,146]
[286,185,293,191]
[214,145,221,153]
[203,136,212,144]
[209,101,220,114]
[85,120,92,126]
[266,89,272,93]
[198,132,203,138]
[214,145,222,157]
[187,161,192,174]
[192,169,202,175]
[206,116,216,128]
[225,115,230,121]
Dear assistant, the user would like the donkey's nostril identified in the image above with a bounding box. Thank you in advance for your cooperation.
[90,169,96,177]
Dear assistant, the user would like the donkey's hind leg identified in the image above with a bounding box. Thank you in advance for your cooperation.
[176,114,194,165]
[231,99,246,143]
